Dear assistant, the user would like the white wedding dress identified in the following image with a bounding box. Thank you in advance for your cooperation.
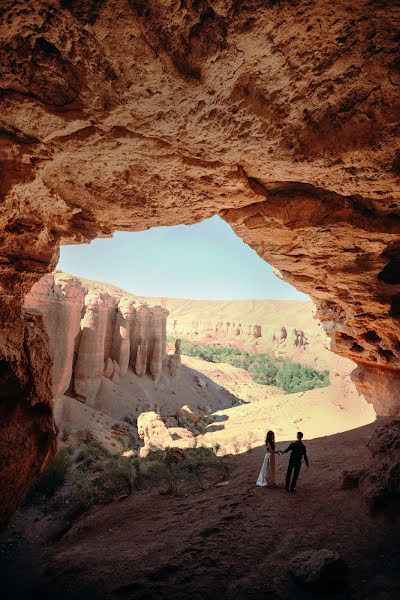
[256,451,271,487]
[256,447,277,487]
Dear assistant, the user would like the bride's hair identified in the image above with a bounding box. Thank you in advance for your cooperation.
[266,430,275,451]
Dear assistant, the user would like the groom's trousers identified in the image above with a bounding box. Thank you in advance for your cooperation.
[286,460,301,491]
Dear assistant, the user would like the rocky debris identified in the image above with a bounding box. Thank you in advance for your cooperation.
[111,360,120,384]
[103,357,114,379]
[149,337,163,382]
[137,411,173,457]
[289,548,347,591]
[168,339,182,378]
[193,375,207,390]
[357,419,400,514]
[164,416,178,428]
[168,427,195,442]
[177,405,207,435]
[341,469,364,490]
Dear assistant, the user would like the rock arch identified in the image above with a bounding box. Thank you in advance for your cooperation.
[1,0,400,526]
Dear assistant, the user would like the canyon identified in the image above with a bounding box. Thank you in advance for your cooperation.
[21,271,372,450]
[0,0,400,531]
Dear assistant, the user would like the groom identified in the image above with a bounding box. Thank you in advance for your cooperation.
[282,431,309,492]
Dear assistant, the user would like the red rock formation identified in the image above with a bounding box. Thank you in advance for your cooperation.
[1,0,400,525]
[23,272,85,398]
[23,273,168,402]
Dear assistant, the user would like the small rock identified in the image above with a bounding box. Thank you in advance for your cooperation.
[341,469,363,490]
[289,548,347,591]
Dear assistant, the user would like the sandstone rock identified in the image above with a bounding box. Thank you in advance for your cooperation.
[164,416,178,428]
[135,339,148,378]
[74,292,114,405]
[168,339,182,378]
[193,375,207,390]
[358,419,400,514]
[137,411,173,451]
[149,336,163,382]
[168,427,195,441]
[252,325,262,339]
[104,357,114,379]
[177,405,207,435]
[289,549,347,590]
[24,273,85,398]
[111,361,120,385]
[341,469,363,490]
[2,0,400,526]
[111,297,135,377]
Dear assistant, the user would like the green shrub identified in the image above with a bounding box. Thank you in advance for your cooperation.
[275,362,329,393]
[62,426,71,442]
[29,448,72,500]
[168,337,330,394]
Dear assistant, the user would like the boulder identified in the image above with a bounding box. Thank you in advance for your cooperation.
[289,549,347,590]
[137,411,173,452]
[177,405,207,434]
[358,419,400,514]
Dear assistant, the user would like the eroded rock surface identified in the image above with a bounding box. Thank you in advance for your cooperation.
[1,0,400,525]
[24,273,168,406]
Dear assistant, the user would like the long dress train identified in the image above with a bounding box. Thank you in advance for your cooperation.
[256,449,277,487]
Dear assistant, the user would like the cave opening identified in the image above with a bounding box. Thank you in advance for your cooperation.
[31,213,374,454]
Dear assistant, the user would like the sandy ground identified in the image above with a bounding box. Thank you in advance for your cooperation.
[181,355,376,451]
[1,422,399,599]
[55,354,375,455]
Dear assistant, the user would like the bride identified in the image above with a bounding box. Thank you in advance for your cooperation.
[256,430,280,488]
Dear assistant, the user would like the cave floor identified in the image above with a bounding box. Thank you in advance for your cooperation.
[1,422,399,599]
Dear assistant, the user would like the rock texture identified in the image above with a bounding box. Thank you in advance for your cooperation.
[137,411,173,457]
[289,549,347,591]
[23,272,85,398]
[1,0,400,524]
[355,419,400,514]
[168,339,182,378]
[152,296,333,370]
[223,196,400,415]
[24,273,168,403]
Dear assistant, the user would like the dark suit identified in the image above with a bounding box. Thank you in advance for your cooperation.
[283,440,309,491]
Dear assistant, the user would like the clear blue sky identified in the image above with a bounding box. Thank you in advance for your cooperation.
[58,216,307,300]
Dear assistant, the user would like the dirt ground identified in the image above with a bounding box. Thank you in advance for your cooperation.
[1,422,399,600]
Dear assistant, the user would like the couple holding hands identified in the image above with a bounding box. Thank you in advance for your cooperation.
[256,430,309,493]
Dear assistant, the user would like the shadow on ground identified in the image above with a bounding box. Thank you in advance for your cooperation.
[1,422,399,599]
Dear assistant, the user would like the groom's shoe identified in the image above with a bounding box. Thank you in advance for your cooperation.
[290,488,296,493]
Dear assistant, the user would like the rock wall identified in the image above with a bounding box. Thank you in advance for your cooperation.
[151,296,329,369]
[24,273,169,405]
[1,0,400,525]
[222,191,400,414]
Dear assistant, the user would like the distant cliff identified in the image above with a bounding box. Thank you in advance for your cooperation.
[144,296,333,370]
[23,272,168,405]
